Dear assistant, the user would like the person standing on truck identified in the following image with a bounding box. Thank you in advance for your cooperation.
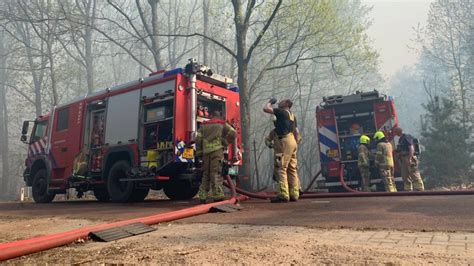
[393,127,425,191]
[195,110,237,204]
[263,98,301,203]
[358,135,372,192]
[374,131,397,192]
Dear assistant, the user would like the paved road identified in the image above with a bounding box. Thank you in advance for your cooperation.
[0,199,200,221]
[1,195,473,232]
[183,195,474,232]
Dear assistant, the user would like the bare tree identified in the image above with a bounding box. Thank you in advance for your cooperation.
[57,0,98,93]
[0,29,10,195]
[417,0,473,131]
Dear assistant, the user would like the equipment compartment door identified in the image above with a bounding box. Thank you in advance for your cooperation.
[104,90,141,146]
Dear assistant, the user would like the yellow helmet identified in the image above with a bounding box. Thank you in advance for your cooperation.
[374,131,385,141]
[360,135,370,144]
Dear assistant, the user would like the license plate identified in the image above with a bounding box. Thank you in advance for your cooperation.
[182,148,194,159]
[228,166,238,176]
[327,149,338,158]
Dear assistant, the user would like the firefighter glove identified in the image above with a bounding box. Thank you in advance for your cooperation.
[265,138,274,149]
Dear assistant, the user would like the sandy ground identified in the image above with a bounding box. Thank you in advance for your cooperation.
[3,221,474,265]
[0,217,98,243]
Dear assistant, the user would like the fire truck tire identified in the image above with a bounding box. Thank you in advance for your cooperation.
[163,180,199,200]
[129,188,149,202]
[32,169,55,203]
[93,187,110,202]
[107,160,134,203]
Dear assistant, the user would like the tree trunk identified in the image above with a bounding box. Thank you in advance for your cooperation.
[84,0,97,94]
[148,0,162,70]
[202,0,210,65]
[0,30,10,196]
[47,42,59,106]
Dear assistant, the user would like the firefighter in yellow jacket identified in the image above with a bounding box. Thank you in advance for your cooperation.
[195,111,236,203]
[358,135,371,192]
[263,98,300,203]
[393,127,424,191]
[374,131,397,192]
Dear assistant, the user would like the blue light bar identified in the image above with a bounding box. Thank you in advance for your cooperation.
[163,68,183,77]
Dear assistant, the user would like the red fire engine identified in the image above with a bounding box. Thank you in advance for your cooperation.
[316,90,402,191]
[21,59,242,203]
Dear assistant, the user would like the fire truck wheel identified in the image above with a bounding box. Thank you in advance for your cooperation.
[163,180,199,200]
[32,169,55,203]
[93,187,110,202]
[129,188,149,202]
[107,160,134,202]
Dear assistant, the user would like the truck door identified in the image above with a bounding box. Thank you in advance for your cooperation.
[50,102,84,183]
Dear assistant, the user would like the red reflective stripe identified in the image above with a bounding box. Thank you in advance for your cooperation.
[156,176,170,180]
[202,118,225,125]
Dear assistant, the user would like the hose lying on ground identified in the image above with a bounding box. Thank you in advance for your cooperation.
[231,167,474,199]
[0,175,246,261]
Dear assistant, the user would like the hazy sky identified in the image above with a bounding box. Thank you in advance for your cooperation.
[362,0,433,83]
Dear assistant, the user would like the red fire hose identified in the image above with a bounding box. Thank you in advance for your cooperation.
[231,167,474,199]
[0,176,246,261]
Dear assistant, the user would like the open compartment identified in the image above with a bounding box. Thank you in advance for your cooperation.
[142,97,175,167]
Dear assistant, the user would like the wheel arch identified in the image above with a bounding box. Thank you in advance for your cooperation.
[27,157,51,186]
[102,146,135,180]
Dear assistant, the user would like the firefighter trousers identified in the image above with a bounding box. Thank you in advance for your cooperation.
[379,166,397,192]
[198,150,224,201]
[358,166,371,192]
[400,155,424,191]
[274,133,299,201]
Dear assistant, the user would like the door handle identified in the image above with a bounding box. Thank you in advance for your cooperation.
[61,147,68,152]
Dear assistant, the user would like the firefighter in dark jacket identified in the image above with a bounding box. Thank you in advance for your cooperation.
[393,127,424,191]
[263,98,301,203]
[374,131,397,192]
[358,135,371,192]
[195,111,237,203]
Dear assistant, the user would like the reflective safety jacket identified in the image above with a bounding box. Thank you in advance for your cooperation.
[357,144,370,168]
[195,118,236,155]
[375,141,394,168]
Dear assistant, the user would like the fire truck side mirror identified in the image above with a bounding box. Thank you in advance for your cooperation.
[21,121,29,143]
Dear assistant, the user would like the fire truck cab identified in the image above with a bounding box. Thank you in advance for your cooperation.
[316,90,401,192]
[21,59,242,203]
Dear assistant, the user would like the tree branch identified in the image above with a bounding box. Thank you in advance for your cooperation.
[246,0,283,62]
[156,33,237,59]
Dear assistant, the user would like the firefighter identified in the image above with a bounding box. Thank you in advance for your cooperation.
[373,131,397,192]
[265,129,278,182]
[195,110,237,203]
[263,98,300,203]
[358,135,371,192]
[393,127,425,191]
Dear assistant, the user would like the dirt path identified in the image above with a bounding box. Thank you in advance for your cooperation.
[5,223,474,265]
[0,217,97,243]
